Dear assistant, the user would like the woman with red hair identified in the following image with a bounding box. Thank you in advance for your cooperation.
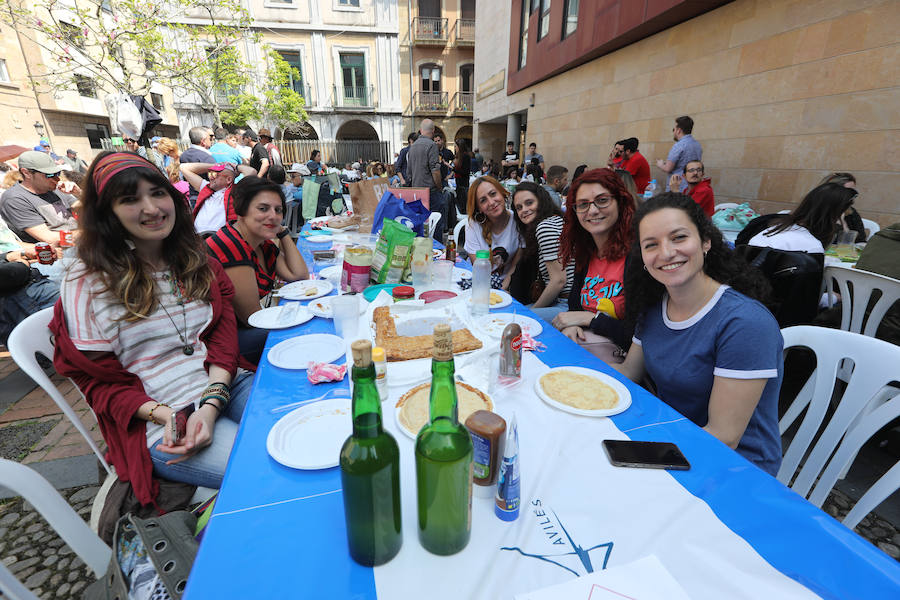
[550,168,635,361]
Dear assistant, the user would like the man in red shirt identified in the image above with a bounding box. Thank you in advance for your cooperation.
[618,137,650,193]
[671,159,715,216]
[606,140,626,170]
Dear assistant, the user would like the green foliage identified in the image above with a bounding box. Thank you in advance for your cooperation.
[221,48,308,133]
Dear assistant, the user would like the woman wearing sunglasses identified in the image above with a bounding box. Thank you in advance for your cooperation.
[550,169,635,362]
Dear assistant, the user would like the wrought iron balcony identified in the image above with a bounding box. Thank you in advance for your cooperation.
[454,19,475,46]
[332,85,375,109]
[413,17,448,44]
[453,91,473,113]
[414,91,449,113]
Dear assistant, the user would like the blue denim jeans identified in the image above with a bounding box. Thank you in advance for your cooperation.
[0,277,60,344]
[149,370,254,489]
[529,298,568,323]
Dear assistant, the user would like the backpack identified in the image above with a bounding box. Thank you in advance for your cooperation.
[736,245,824,328]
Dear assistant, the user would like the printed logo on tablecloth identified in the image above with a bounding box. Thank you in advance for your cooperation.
[501,498,614,577]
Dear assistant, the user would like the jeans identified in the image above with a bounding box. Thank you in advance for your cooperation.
[238,324,269,366]
[0,277,60,345]
[529,298,568,323]
[149,370,254,489]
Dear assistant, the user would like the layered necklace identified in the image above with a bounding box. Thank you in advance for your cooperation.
[159,271,195,356]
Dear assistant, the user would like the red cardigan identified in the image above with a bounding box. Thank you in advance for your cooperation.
[50,258,241,507]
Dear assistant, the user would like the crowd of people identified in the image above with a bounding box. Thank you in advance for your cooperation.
[0,113,893,523]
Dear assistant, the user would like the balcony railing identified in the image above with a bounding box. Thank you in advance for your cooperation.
[332,85,375,109]
[453,91,473,113]
[413,17,448,44]
[414,91,448,113]
[454,19,475,45]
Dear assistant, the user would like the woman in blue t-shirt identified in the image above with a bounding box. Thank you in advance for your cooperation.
[616,193,783,475]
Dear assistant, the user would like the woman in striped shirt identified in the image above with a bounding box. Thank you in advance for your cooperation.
[51,152,253,507]
[206,176,309,364]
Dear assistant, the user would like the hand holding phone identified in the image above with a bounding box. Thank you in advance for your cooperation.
[170,403,197,445]
[602,440,690,470]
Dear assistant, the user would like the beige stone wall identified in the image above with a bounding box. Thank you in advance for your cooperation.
[0,23,43,148]
[501,0,899,226]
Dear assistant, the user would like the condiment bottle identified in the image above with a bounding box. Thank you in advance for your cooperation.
[499,322,523,380]
[495,413,520,522]
[445,234,456,262]
[372,346,388,402]
[339,340,403,566]
[464,410,506,496]
[415,324,474,555]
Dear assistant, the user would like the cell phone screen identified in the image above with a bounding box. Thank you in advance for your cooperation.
[602,440,690,470]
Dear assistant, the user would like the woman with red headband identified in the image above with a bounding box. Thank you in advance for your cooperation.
[49,151,252,514]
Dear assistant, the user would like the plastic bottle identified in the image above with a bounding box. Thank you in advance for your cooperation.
[372,346,388,402]
[643,179,657,202]
[494,413,520,522]
[471,250,491,316]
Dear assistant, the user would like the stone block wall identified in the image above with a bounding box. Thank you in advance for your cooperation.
[519,0,899,225]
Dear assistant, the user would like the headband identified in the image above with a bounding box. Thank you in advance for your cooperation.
[92,152,156,197]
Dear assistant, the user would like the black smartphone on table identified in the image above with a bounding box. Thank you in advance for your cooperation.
[602,440,691,470]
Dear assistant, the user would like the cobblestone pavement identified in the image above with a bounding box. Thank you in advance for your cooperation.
[0,352,897,599]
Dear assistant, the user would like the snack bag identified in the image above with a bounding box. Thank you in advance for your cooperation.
[370,218,416,284]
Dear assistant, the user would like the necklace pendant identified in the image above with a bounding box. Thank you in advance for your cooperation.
[183,345,194,356]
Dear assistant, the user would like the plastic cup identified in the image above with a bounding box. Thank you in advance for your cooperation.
[331,295,359,339]
[412,261,431,288]
[432,260,453,288]
[834,231,858,260]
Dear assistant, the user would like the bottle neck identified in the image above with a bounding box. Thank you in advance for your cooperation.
[429,358,458,425]
[351,363,384,438]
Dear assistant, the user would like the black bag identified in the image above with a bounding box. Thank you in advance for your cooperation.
[0,261,39,294]
[737,245,824,327]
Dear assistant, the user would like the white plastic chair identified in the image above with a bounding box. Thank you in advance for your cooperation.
[823,265,900,337]
[452,218,466,248]
[778,326,900,527]
[427,211,441,240]
[861,218,880,240]
[713,202,739,212]
[8,308,111,474]
[0,459,109,600]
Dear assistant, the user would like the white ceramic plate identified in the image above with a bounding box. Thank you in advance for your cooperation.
[267,334,345,370]
[247,304,313,329]
[453,267,471,282]
[475,313,543,337]
[534,366,632,417]
[306,234,333,243]
[308,295,367,319]
[318,265,342,282]
[267,397,351,469]
[464,289,513,310]
[279,279,334,301]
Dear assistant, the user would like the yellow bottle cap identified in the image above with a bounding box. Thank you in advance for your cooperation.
[372,346,386,362]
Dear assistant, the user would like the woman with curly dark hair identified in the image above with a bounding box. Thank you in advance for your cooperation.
[616,193,782,475]
[549,169,635,360]
[509,182,572,319]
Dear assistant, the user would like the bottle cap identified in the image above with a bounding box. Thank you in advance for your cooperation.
[476,250,490,259]
[392,285,415,300]
[372,346,385,362]
[351,340,373,367]
[433,323,453,360]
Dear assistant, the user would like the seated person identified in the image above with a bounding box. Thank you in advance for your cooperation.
[550,169,635,362]
[464,176,522,287]
[617,193,783,476]
[0,151,79,244]
[181,162,256,233]
[206,177,309,364]
[50,152,254,518]
[509,182,573,321]
[669,160,714,217]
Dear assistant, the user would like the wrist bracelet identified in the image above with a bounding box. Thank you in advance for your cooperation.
[276,228,290,239]
[199,397,223,414]
[204,383,231,397]
[147,402,164,425]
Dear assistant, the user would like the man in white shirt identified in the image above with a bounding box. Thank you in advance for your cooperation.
[181,163,254,233]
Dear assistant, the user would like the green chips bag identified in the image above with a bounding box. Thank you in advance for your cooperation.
[370,218,416,284]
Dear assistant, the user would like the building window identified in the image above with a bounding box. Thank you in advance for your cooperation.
[85,123,109,149]
[74,74,97,98]
[338,0,360,6]
[459,64,473,93]
[518,0,533,69]
[339,52,367,104]
[278,50,304,95]
[61,22,85,49]
[563,0,578,38]
[417,0,439,18]
[461,0,475,20]
[151,92,164,111]
[420,64,441,92]
[0,59,9,83]
[265,0,293,5]
[538,0,551,40]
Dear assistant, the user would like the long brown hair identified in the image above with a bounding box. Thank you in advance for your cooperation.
[77,151,212,321]
[559,168,635,272]
[466,175,510,247]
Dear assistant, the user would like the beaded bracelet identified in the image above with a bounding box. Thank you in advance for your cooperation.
[199,397,223,414]
[147,402,165,425]
[204,383,231,398]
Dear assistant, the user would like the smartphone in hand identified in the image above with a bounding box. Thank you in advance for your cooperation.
[171,404,197,444]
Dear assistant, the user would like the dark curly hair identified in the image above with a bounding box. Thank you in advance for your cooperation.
[511,181,562,260]
[231,175,286,217]
[624,193,771,329]
[559,168,635,272]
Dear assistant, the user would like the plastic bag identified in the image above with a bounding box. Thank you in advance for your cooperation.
[370,190,430,236]
[370,218,416,284]
[103,93,143,140]
[711,203,759,231]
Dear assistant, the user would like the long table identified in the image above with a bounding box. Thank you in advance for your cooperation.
[184,233,900,599]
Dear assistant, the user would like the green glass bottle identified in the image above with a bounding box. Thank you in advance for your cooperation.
[415,324,474,555]
[339,340,403,566]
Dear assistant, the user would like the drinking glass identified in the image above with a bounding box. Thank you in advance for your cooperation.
[432,260,453,289]
[412,261,431,289]
[331,295,360,339]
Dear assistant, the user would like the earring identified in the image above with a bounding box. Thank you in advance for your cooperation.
[642,264,648,271]
[125,239,136,250]
[475,212,486,224]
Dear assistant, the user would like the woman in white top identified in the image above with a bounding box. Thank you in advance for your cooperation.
[464,176,522,287]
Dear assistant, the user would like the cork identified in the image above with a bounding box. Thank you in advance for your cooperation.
[351,339,373,367]
[433,323,453,360]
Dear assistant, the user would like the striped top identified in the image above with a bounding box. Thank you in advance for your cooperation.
[535,215,575,299]
[205,222,280,298]
[60,261,214,445]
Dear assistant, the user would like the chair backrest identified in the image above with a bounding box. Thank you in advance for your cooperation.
[283,200,304,235]
[823,265,900,337]
[713,202,739,212]
[0,459,110,579]
[778,326,900,526]
[452,218,466,248]
[428,211,441,240]
[7,308,111,474]
[861,218,880,240]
